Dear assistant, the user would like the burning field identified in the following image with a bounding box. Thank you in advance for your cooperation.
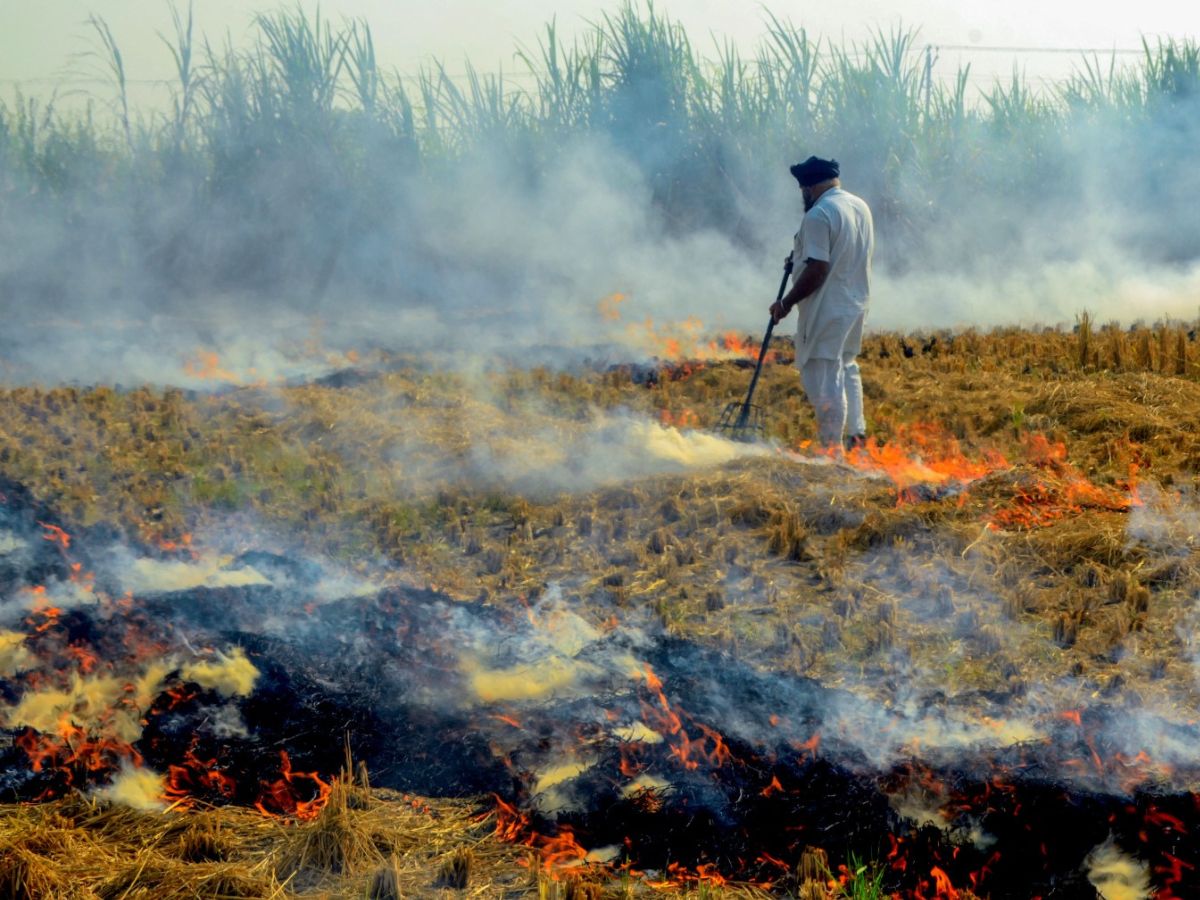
[5,1,1200,893]
[1,322,1199,898]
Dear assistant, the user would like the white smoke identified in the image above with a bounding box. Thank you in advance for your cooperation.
[462,412,769,495]
[1086,838,1152,900]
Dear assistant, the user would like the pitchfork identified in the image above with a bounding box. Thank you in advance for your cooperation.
[716,256,793,442]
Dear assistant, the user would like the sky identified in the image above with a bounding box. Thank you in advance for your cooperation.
[3,0,1198,104]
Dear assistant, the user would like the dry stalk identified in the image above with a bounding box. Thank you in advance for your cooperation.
[1076,312,1092,369]
[766,505,809,561]
[798,844,829,882]
[820,618,842,651]
[1053,612,1079,648]
[537,872,603,900]
[276,779,382,878]
[646,528,671,554]
[175,823,232,863]
[97,857,276,900]
[873,620,895,653]
[1136,329,1155,370]
[0,842,65,900]
[435,846,473,889]
[464,531,483,555]
[481,547,505,574]
[1108,608,1133,644]
[831,590,858,619]
[366,855,404,899]
[1109,571,1150,617]
[1107,325,1126,370]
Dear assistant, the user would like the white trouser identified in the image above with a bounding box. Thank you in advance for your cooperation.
[801,354,866,448]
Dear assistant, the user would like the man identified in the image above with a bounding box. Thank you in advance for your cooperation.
[769,156,875,451]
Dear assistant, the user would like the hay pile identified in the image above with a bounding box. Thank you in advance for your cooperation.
[0,783,555,899]
[0,787,782,898]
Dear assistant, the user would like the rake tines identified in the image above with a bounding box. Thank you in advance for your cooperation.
[716,400,765,442]
[713,259,792,444]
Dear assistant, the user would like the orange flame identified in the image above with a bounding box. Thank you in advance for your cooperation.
[618,745,647,778]
[157,532,196,557]
[826,424,1140,530]
[64,643,101,674]
[166,745,238,805]
[654,861,730,888]
[760,775,783,797]
[1155,852,1195,898]
[987,433,1135,529]
[598,292,628,321]
[639,665,736,771]
[16,721,143,784]
[493,795,589,870]
[38,522,71,551]
[254,750,332,820]
[183,350,241,383]
[793,732,821,759]
[926,865,960,899]
[659,408,700,429]
[624,316,765,364]
[24,587,62,633]
[835,423,1007,503]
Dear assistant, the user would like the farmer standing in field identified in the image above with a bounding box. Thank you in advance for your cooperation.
[769,156,875,451]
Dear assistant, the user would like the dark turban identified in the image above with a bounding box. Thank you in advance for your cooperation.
[790,156,840,187]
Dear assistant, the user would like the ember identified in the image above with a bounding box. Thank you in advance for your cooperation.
[255,750,332,820]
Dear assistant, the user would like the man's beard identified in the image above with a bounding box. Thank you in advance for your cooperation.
[803,190,814,212]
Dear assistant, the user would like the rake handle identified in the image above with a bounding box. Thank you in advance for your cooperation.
[734,260,794,427]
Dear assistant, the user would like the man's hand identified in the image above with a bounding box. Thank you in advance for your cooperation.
[771,259,829,323]
[770,254,797,323]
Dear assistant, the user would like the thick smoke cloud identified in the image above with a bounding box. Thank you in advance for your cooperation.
[1,5,1198,386]
[0,135,768,384]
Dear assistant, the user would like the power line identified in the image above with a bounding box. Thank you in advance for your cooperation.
[931,44,1146,54]
[0,40,1171,88]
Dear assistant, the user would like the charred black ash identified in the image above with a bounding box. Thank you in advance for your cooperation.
[1,482,1198,897]
[0,476,79,595]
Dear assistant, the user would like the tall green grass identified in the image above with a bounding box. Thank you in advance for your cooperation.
[1,0,1197,305]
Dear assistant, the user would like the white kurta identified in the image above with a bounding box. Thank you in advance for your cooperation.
[791,187,875,370]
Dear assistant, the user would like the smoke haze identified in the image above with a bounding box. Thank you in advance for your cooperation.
[1,3,1199,386]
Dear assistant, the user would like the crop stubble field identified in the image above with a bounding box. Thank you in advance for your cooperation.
[1,321,1199,897]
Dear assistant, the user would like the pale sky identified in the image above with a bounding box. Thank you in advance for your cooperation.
[2,0,1198,101]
